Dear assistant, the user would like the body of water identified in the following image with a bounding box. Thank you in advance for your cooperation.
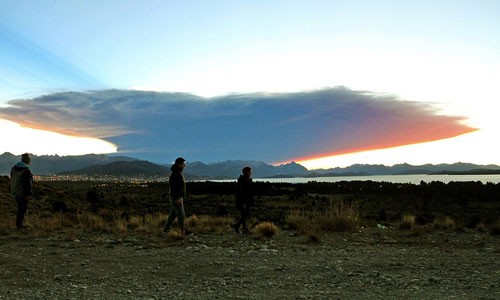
[248,174,500,184]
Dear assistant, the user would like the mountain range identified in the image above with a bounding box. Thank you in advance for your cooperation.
[2,152,500,179]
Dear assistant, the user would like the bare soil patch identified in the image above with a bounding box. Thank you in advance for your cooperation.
[1,227,499,300]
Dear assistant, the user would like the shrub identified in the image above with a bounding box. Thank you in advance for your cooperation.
[255,222,278,238]
[433,216,456,231]
[185,214,199,228]
[399,214,416,230]
[318,202,359,232]
[167,229,184,241]
[285,209,311,232]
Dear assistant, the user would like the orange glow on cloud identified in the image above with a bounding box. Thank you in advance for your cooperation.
[6,119,89,138]
[287,116,478,164]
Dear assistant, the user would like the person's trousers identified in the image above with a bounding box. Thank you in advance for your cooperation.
[15,196,29,228]
[235,205,250,230]
[163,200,185,232]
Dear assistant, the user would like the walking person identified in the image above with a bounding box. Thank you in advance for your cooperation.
[163,157,188,235]
[231,166,254,234]
[10,153,34,229]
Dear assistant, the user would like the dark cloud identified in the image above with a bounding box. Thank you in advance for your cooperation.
[0,87,477,164]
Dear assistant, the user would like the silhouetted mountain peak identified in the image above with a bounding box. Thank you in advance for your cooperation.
[2,153,500,178]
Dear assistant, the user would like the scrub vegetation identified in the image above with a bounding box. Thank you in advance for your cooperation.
[1,176,500,237]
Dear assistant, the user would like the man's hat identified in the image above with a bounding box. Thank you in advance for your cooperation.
[175,157,186,164]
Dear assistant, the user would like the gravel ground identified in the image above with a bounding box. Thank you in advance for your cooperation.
[1,228,499,300]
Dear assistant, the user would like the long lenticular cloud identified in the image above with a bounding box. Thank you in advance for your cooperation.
[0,87,477,163]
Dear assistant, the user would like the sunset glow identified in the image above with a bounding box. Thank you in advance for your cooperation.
[0,119,117,156]
[297,130,500,169]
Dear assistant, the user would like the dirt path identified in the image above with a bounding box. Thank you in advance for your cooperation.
[1,228,499,300]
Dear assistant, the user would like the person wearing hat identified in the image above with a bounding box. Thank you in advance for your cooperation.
[163,157,188,235]
[10,153,35,229]
[231,166,254,234]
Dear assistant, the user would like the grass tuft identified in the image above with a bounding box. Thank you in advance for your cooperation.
[318,202,359,232]
[186,215,232,234]
[433,216,456,231]
[167,229,184,240]
[399,214,416,230]
[255,222,278,238]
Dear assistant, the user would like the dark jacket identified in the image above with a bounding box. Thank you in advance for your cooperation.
[10,162,34,198]
[235,175,254,208]
[169,164,186,200]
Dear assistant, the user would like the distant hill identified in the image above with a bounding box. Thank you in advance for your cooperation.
[186,160,309,178]
[58,160,169,177]
[54,159,308,179]
[430,169,500,175]
[0,152,137,175]
[314,162,500,176]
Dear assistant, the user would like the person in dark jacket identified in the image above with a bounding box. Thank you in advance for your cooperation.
[10,153,34,229]
[231,166,254,234]
[163,157,187,235]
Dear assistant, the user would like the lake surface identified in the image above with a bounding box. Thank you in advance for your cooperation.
[248,174,500,184]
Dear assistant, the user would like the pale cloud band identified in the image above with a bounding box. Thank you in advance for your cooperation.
[0,119,116,156]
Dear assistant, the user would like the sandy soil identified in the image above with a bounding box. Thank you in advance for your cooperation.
[1,227,499,300]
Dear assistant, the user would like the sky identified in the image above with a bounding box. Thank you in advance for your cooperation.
[0,0,499,168]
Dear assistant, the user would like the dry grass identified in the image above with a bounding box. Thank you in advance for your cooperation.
[4,211,233,237]
[285,210,322,241]
[5,203,499,239]
[399,214,416,230]
[285,201,359,235]
[166,229,184,241]
[433,216,456,231]
[255,222,278,238]
[285,209,313,232]
[15,211,169,236]
[185,214,233,234]
[76,212,112,233]
[317,202,359,232]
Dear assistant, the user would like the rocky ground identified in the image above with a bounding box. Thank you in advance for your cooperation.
[1,227,499,300]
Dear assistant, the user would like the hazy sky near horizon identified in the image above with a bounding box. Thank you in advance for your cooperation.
[0,1,499,168]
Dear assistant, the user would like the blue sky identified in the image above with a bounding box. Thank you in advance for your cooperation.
[1,1,499,168]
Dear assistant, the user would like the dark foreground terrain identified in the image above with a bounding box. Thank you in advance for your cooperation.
[1,177,500,299]
[1,228,499,300]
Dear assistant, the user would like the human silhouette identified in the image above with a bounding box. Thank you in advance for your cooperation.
[163,157,189,235]
[231,166,254,234]
[10,153,34,229]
